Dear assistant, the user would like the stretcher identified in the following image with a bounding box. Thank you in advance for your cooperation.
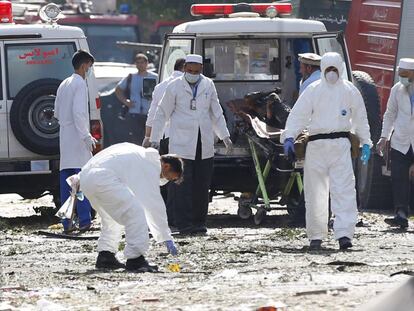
[237,116,305,225]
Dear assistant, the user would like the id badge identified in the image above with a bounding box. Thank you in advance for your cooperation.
[190,99,197,110]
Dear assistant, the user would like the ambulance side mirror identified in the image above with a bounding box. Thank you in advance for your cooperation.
[269,57,280,75]
[203,58,216,78]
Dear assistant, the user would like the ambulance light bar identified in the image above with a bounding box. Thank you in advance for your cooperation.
[0,1,13,24]
[190,3,292,17]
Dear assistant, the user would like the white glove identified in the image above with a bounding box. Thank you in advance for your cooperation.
[150,141,160,150]
[84,135,97,152]
[223,136,233,154]
[142,136,151,148]
[376,137,387,157]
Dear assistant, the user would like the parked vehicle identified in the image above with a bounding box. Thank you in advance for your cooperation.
[156,2,381,219]
[0,2,101,204]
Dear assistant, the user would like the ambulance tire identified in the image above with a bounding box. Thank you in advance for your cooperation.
[10,79,61,156]
[351,71,386,210]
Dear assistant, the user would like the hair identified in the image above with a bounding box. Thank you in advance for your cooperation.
[72,50,95,70]
[160,154,184,184]
[174,58,186,71]
[135,53,148,62]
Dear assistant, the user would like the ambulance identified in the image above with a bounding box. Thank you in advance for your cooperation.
[157,2,381,217]
[0,2,101,205]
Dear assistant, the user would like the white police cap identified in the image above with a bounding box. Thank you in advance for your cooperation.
[185,54,203,64]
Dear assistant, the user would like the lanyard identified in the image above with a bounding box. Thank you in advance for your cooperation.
[191,83,199,100]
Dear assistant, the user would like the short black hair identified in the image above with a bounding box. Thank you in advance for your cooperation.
[161,154,184,184]
[72,50,95,70]
[174,58,186,71]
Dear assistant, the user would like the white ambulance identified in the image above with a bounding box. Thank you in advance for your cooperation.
[158,2,381,220]
[0,2,101,204]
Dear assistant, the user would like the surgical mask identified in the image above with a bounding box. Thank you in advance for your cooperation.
[325,71,339,85]
[85,66,93,79]
[185,72,200,84]
[160,178,169,186]
[399,76,411,87]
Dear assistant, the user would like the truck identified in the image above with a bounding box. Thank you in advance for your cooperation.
[0,1,101,205]
[156,2,382,220]
[345,0,413,210]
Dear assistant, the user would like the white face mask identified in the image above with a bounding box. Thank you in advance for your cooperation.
[85,66,93,79]
[399,76,411,87]
[185,72,200,84]
[325,71,339,85]
[160,178,169,186]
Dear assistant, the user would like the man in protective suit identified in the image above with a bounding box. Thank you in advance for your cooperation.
[73,143,183,272]
[281,52,372,250]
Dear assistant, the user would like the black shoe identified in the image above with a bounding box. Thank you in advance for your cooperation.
[384,215,409,229]
[177,225,195,235]
[95,251,125,270]
[125,256,158,273]
[338,237,353,250]
[309,240,322,251]
[192,225,207,234]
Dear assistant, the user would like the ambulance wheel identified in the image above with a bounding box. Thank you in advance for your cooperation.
[254,207,267,225]
[10,79,62,155]
[352,71,382,210]
[237,201,253,219]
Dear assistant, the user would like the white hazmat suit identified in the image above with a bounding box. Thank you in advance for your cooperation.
[78,143,172,259]
[281,52,372,241]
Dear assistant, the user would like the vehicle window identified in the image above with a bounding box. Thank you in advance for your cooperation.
[313,36,349,80]
[160,38,192,81]
[6,43,76,99]
[80,25,138,63]
[204,39,280,81]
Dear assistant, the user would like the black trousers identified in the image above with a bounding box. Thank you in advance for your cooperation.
[127,113,146,145]
[391,147,414,216]
[168,133,214,230]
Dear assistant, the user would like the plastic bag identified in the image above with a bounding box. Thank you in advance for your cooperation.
[55,195,76,219]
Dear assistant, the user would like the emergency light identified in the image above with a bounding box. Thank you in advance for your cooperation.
[190,3,292,17]
[0,1,13,24]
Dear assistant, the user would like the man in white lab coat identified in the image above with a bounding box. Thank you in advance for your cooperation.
[150,54,232,234]
[281,52,372,250]
[77,143,182,271]
[54,50,96,233]
[377,58,414,229]
[143,58,185,227]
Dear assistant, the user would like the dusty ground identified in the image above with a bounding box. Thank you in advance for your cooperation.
[0,193,413,311]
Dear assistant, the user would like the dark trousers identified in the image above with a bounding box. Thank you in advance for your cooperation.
[159,138,173,225]
[391,147,414,216]
[168,134,214,230]
[127,113,146,145]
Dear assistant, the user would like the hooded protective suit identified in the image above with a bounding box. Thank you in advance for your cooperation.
[281,52,372,240]
[78,143,172,259]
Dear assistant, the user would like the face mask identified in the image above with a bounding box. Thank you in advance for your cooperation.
[185,72,200,84]
[85,66,93,79]
[399,76,411,87]
[325,71,339,85]
[160,178,169,186]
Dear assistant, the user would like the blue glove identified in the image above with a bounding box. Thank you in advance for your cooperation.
[361,144,371,165]
[165,240,178,256]
[283,137,295,161]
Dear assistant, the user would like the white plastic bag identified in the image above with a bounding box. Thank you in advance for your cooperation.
[55,195,76,219]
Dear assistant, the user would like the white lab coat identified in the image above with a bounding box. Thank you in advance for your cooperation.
[146,70,183,138]
[381,82,414,154]
[281,52,372,241]
[150,75,230,160]
[79,143,172,259]
[54,74,92,170]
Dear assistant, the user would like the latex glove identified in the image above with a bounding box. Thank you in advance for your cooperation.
[165,240,178,256]
[142,136,151,148]
[283,137,295,161]
[84,135,97,152]
[376,137,387,157]
[223,136,233,154]
[361,144,371,165]
[150,141,160,150]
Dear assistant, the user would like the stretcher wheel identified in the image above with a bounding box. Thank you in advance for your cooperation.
[254,207,267,225]
[237,203,253,219]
